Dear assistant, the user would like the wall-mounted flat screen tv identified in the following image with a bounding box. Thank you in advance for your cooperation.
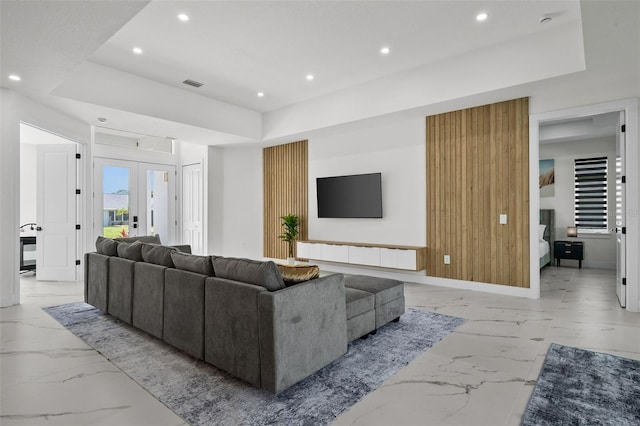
[316,173,382,218]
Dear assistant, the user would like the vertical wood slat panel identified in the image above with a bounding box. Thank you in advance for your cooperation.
[426,98,529,288]
[263,140,308,260]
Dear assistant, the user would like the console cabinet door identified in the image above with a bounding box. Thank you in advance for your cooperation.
[379,248,398,268]
[296,242,311,258]
[349,246,380,266]
[307,243,323,260]
[396,249,417,270]
[321,244,348,263]
[380,248,418,269]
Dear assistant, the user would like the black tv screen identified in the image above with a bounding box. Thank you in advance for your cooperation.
[317,173,382,218]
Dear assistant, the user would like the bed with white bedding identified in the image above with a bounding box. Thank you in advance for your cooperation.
[539,209,555,269]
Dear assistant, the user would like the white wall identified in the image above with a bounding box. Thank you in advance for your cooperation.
[308,117,425,246]
[20,143,38,227]
[540,137,616,269]
[1,89,91,307]
[207,146,224,255]
[221,146,263,259]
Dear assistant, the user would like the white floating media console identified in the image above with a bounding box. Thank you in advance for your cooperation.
[296,240,427,271]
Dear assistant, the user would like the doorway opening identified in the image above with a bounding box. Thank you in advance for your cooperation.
[531,98,638,312]
[19,123,83,282]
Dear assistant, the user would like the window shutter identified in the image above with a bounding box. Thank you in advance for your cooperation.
[574,157,608,230]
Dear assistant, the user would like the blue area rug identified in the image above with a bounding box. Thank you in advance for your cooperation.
[522,343,640,426]
[45,302,463,426]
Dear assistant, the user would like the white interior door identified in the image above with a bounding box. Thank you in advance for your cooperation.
[94,158,175,244]
[616,112,626,307]
[182,163,203,254]
[36,144,77,281]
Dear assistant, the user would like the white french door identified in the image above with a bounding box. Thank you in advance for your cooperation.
[94,158,176,244]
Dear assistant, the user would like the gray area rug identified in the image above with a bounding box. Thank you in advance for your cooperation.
[522,343,640,426]
[45,302,464,426]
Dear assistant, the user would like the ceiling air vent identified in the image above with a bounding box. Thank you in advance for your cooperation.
[182,79,204,88]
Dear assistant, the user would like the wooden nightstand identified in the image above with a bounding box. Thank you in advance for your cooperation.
[554,240,584,268]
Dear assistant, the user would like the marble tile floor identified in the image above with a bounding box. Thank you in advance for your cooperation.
[1,267,638,426]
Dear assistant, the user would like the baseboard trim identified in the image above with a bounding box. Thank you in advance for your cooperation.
[307,261,537,299]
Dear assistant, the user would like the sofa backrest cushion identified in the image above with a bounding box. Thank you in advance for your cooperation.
[95,236,119,256]
[115,235,162,244]
[171,252,214,276]
[141,243,177,267]
[212,257,285,291]
[116,241,144,261]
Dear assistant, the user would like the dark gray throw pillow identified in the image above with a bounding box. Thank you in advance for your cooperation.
[95,236,118,256]
[141,243,177,267]
[171,244,192,254]
[212,257,285,291]
[116,241,143,261]
[115,235,162,244]
[170,252,214,276]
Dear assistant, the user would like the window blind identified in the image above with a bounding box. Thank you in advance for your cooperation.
[574,156,608,230]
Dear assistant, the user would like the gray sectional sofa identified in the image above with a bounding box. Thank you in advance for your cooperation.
[84,235,404,394]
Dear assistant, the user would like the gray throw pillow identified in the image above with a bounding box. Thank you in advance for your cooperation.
[141,243,177,267]
[212,257,285,291]
[95,236,118,256]
[171,244,192,254]
[116,241,143,261]
[170,252,214,276]
[115,235,162,244]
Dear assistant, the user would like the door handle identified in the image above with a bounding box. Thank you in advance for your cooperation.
[36,227,43,231]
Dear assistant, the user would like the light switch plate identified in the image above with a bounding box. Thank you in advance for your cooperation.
[444,255,451,265]
[500,214,507,225]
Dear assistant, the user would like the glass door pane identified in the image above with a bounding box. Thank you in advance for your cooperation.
[136,163,175,244]
[102,165,131,238]
[94,158,173,244]
[145,169,170,238]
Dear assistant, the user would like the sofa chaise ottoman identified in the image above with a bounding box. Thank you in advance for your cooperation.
[344,275,405,331]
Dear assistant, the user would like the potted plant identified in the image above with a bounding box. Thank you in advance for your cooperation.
[278,214,300,264]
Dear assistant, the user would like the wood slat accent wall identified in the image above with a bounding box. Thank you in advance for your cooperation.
[263,140,309,260]
[426,98,530,287]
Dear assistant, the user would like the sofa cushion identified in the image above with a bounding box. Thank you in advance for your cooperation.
[141,243,177,267]
[115,235,162,244]
[171,251,214,276]
[116,241,143,261]
[344,275,404,307]
[95,236,118,256]
[344,287,375,320]
[212,257,285,291]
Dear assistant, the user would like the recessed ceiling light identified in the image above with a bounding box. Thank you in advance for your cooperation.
[97,117,107,123]
[178,13,189,22]
[306,74,314,81]
[539,15,552,24]
[476,12,488,22]
[380,47,390,55]
[132,47,143,54]
[9,74,21,81]
[257,92,265,97]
